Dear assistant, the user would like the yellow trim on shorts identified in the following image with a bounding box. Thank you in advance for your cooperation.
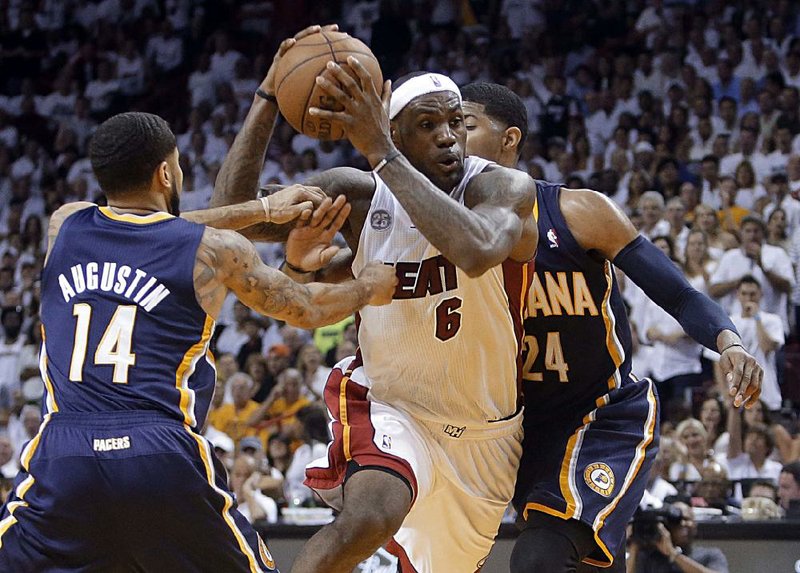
[523,426,583,521]
[175,315,215,427]
[98,206,174,224]
[186,428,263,573]
[0,415,51,549]
[588,380,658,567]
[339,368,353,460]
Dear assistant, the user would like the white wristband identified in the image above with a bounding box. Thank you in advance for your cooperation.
[260,196,271,222]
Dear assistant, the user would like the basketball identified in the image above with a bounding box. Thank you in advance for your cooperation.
[274,30,383,140]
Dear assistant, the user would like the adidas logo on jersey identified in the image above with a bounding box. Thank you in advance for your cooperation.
[93,436,131,452]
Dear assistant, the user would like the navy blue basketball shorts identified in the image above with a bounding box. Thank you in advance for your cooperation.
[514,378,660,568]
[0,410,278,572]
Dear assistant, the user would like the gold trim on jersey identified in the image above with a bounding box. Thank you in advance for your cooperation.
[600,262,625,391]
[39,329,59,414]
[186,428,264,573]
[533,196,539,222]
[175,315,215,427]
[0,415,51,548]
[585,380,658,567]
[98,206,174,225]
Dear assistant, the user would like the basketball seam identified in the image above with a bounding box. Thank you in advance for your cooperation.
[298,30,341,135]
[276,50,374,93]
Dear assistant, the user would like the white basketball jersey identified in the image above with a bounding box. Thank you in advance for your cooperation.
[352,156,532,427]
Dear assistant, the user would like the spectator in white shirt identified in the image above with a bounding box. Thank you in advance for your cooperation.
[720,126,769,182]
[765,208,791,253]
[664,197,690,258]
[761,173,800,237]
[732,160,766,211]
[728,276,784,411]
[230,454,279,524]
[83,60,120,116]
[726,407,782,500]
[146,21,184,73]
[638,191,671,239]
[709,216,794,333]
[670,418,715,483]
[210,31,242,85]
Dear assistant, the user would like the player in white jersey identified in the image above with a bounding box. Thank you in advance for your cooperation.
[211,63,538,571]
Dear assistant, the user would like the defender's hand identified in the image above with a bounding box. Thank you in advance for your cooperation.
[286,195,351,271]
[358,262,397,306]
[266,184,326,224]
[721,344,763,408]
[309,57,394,164]
[654,524,675,557]
[260,24,339,96]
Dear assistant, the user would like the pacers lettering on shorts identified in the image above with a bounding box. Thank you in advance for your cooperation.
[93,436,132,452]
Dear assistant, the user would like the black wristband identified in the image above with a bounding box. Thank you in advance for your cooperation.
[255,88,278,103]
[283,260,313,275]
[720,342,746,354]
[373,150,401,173]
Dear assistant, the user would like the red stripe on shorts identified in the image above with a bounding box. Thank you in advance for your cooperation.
[305,349,418,501]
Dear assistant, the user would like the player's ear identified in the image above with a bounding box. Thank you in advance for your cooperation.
[158,161,171,187]
[389,121,399,145]
[503,127,522,153]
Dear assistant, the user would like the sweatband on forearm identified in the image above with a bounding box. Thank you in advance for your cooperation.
[613,235,738,350]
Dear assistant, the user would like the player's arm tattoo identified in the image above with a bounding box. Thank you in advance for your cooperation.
[377,160,536,276]
[45,201,96,265]
[194,228,373,329]
[210,98,279,208]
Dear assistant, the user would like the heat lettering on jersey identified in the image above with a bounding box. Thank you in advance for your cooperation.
[391,254,458,300]
[528,271,599,317]
[57,262,170,313]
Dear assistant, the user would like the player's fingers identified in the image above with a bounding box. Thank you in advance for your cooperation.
[346,56,373,93]
[743,364,763,408]
[314,75,351,106]
[319,245,340,266]
[381,80,392,112]
[308,107,351,123]
[276,37,296,57]
[293,24,322,41]
[328,201,351,232]
[310,197,333,227]
[317,197,344,229]
[300,185,327,203]
[733,362,753,408]
[325,61,360,96]
[724,353,744,397]
[320,23,339,33]
[298,208,313,222]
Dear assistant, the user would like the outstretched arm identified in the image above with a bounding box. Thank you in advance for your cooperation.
[194,227,396,329]
[563,188,763,408]
[210,24,339,209]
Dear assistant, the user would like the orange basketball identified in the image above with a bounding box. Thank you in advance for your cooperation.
[274,31,383,140]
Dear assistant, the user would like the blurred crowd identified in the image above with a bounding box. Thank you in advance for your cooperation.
[1,0,800,529]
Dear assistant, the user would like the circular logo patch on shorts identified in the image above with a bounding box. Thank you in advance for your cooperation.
[584,462,615,497]
[370,209,392,231]
[257,536,276,569]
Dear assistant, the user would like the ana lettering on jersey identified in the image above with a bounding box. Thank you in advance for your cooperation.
[529,271,599,317]
[57,262,170,312]
[391,255,458,300]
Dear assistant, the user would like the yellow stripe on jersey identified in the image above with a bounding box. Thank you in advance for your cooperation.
[98,206,174,225]
[0,415,51,549]
[39,331,59,414]
[186,428,263,573]
[175,315,215,427]
[586,380,658,567]
[600,261,625,390]
[533,196,539,222]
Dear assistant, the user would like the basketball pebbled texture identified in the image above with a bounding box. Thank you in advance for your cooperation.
[274,31,383,140]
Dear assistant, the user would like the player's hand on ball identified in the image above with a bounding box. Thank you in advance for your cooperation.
[310,57,394,162]
[260,23,339,97]
[359,262,397,306]
[286,195,351,272]
[266,184,326,224]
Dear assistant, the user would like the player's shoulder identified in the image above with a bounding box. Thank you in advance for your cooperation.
[50,201,95,227]
[468,164,536,207]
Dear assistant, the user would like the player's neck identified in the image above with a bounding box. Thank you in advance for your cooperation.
[107,195,169,215]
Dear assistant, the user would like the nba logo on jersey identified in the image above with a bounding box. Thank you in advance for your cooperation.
[381,434,392,450]
[547,228,559,248]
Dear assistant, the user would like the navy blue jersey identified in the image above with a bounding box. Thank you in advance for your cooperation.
[522,182,634,422]
[40,207,215,431]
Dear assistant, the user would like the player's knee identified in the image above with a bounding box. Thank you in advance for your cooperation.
[334,503,404,550]
[510,526,581,573]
